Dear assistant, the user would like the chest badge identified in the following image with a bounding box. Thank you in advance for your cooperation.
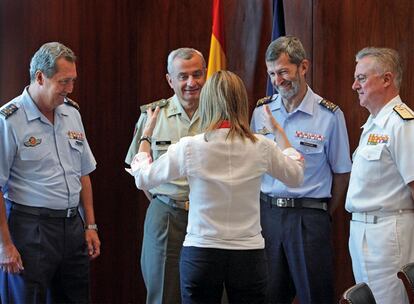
[24,136,42,147]
[295,131,324,141]
[257,126,272,135]
[68,131,84,141]
[367,133,389,145]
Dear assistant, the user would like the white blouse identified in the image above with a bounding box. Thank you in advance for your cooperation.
[130,129,304,250]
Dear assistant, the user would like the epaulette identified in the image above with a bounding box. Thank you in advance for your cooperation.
[319,99,338,112]
[256,96,273,108]
[65,98,80,111]
[393,104,414,120]
[140,99,169,113]
[0,103,19,119]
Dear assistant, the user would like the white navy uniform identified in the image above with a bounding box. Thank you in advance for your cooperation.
[346,95,414,304]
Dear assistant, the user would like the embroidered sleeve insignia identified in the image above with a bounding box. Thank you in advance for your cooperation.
[393,104,414,120]
[140,99,169,113]
[65,98,80,110]
[0,103,19,119]
[256,127,272,135]
[255,96,272,108]
[319,99,338,112]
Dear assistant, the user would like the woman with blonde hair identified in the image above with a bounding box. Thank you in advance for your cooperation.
[128,70,304,303]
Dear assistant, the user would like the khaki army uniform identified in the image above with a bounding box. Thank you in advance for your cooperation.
[125,95,200,304]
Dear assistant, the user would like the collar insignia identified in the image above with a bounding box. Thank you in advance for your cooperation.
[257,126,272,135]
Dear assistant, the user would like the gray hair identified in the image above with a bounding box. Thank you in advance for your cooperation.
[356,47,402,89]
[167,48,206,74]
[29,42,76,82]
[265,35,306,66]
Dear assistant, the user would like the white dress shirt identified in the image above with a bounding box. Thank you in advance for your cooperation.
[130,129,304,250]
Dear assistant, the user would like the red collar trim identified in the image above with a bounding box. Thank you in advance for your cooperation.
[218,120,231,129]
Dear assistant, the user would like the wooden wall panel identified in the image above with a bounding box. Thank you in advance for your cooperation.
[0,0,142,302]
[223,0,272,111]
[1,0,413,303]
[284,0,314,84]
[311,2,357,300]
[135,0,272,114]
[136,0,212,104]
[313,1,414,150]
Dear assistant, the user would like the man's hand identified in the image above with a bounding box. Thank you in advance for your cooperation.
[0,243,24,273]
[85,230,101,260]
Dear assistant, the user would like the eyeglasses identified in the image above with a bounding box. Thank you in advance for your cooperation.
[354,73,385,84]
[354,74,369,84]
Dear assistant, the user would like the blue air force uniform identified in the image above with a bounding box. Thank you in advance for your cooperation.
[0,88,96,303]
[251,86,352,303]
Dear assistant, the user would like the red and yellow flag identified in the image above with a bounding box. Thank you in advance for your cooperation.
[207,0,226,78]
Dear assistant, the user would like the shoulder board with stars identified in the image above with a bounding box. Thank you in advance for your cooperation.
[0,103,19,119]
[319,99,338,112]
[255,96,273,108]
[140,99,169,113]
[65,98,80,111]
[393,104,414,120]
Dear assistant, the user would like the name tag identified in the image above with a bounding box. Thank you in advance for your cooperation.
[300,141,317,148]
[156,140,171,145]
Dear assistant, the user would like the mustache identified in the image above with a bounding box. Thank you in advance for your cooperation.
[276,80,292,88]
[276,83,292,92]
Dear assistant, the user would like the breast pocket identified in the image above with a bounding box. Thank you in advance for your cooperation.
[69,139,84,172]
[295,139,325,171]
[296,139,324,155]
[354,145,384,182]
[20,145,51,161]
[298,142,323,154]
[19,145,52,176]
[151,141,171,160]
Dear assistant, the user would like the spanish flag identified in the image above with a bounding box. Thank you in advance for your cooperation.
[207,0,226,78]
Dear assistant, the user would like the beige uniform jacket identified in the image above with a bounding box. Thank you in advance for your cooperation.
[125,95,200,200]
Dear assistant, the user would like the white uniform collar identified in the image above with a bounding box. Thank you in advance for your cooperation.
[363,95,402,129]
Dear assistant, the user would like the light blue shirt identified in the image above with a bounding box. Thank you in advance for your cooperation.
[0,88,96,209]
[251,86,352,198]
